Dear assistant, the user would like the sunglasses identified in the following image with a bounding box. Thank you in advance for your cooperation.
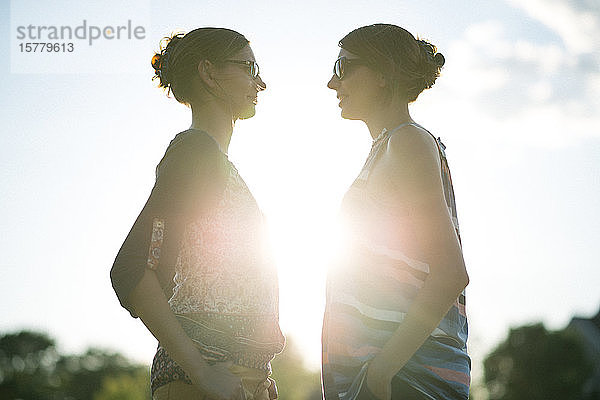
[224,59,260,79]
[333,56,368,80]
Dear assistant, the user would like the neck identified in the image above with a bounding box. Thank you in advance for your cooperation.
[189,101,235,154]
[365,100,413,140]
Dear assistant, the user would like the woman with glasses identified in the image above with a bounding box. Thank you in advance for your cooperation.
[322,24,470,400]
[110,28,284,400]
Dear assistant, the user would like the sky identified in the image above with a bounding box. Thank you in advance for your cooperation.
[1,0,599,395]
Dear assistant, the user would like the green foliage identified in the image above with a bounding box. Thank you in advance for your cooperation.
[483,323,593,400]
[270,337,322,400]
[0,330,328,400]
[53,348,148,400]
[0,330,61,399]
[93,368,150,400]
[0,330,150,400]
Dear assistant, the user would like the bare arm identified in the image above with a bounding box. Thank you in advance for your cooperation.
[128,269,243,398]
[365,127,469,399]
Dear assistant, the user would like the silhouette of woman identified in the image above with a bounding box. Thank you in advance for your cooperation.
[111,28,284,400]
[322,24,470,400]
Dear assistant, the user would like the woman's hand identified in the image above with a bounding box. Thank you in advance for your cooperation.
[365,357,394,400]
[128,271,243,399]
[251,378,273,400]
[191,361,244,400]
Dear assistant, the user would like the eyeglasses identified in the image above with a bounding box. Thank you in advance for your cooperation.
[333,56,368,80]
[224,59,260,79]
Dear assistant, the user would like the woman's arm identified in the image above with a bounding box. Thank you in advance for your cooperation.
[128,268,243,398]
[365,127,469,399]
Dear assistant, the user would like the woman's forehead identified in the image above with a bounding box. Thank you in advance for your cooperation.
[338,48,359,59]
[233,44,255,61]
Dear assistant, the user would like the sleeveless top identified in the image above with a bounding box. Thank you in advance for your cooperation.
[141,130,284,392]
[322,122,470,399]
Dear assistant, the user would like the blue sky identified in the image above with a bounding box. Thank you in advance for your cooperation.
[1,0,599,396]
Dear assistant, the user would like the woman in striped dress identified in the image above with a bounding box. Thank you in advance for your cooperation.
[322,24,470,400]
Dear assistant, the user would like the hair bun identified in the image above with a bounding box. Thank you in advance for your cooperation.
[151,33,184,88]
[434,52,445,67]
[151,53,161,71]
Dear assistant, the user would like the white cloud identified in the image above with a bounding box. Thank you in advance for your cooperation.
[464,20,505,47]
[496,104,591,148]
[513,40,564,74]
[588,73,600,96]
[443,23,512,97]
[505,0,600,55]
[528,81,553,102]
[440,17,600,148]
[443,42,510,97]
[444,20,567,101]
[452,20,567,77]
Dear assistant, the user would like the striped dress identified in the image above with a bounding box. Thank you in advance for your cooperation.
[322,122,470,399]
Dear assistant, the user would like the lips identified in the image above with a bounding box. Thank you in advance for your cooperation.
[337,94,347,107]
[248,95,258,104]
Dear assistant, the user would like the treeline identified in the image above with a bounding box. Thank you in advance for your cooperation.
[482,322,598,400]
[0,330,149,400]
[1,321,597,400]
[0,330,321,400]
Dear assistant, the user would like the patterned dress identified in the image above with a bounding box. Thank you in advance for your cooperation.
[151,150,285,392]
[322,122,470,399]
[110,129,284,395]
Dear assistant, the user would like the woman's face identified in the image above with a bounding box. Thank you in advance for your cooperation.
[327,48,385,121]
[214,44,266,120]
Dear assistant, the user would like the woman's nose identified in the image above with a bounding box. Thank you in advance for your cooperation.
[327,75,339,90]
[255,75,266,91]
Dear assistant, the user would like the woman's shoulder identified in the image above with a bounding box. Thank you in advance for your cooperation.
[164,129,221,157]
[383,124,441,174]
[156,129,227,180]
[367,123,445,206]
[386,124,439,159]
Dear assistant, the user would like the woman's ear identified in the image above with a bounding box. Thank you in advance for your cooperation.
[197,59,218,89]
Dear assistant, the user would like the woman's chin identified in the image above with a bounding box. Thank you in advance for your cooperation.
[340,108,361,121]
[238,104,256,120]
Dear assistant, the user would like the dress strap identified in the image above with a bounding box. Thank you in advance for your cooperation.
[356,121,440,183]
[382,121,416,138]
[401,122,448,161]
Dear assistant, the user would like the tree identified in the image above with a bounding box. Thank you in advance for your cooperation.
[0,330,325,400]
[0,330,149,400]
[54,348,149,400]
[93,368,149,400]
[483,323,593,400]
[0,330,61,399]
